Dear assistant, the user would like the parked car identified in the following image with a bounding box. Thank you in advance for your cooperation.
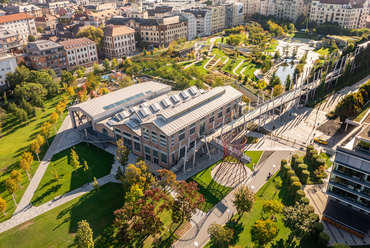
[314,137,328,145]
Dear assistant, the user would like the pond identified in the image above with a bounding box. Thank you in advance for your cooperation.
[101,74,110,80]
[274,59,296,86]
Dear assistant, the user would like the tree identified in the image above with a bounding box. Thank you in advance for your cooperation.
[61,71,76,86]
[28,34,36,42]
[103,59,110,71]
[121,161,154,191]
[318,232,330,248]
[0,196,6,216]
[49,112,59,133]
[113,188,170,242]
[51,165,60,185]
[66,86,75,104]
[232,185,256,215]
[19,158,31,181]
[204,0,212,5]
[83,160,90,179]
[274,176,282,193]
[285,74,292,91]
[5,178,19,205]
[124,184,144,203]
[116,139,130,170]
[93,63,100,75]
[75,220,94,248]
[262,199,284,219]
[15,108,28,123]
[41,122,52,146]
[5,65,31,90]
[36,134,45,148]
[207,222,234,245]
[76,26,104,47]
[156,169,177,192]
[92,177,100,196]
[56,101,66,121]
[31,140,41,162]
[273,85,284,97]
[10,170,22,187]
[333,243,350,248]
[283,202,316,239]
[253,219,278,245]
[171,181,205,223]
[76,69,84,78]
[70,147,80,174]
[37,26,44,33]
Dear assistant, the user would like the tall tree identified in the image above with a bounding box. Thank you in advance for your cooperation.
[51,165,60,185]
[116,139,130,170]
[66,86,75,104]
[10,170,22,187]
[40,122,52,146]
[232,185,256,216]
[76,26,104,47]
[253,219,278,245]
[0,196,6,216]
[49,112,59,133]
[36,134,45,148]
[121,161,154,191]
[92,177,100,197]
[156,169,177,192]
[262,199,284,219]
[274,176,282,194]
[31,140,41,163]
[171,181,205,224]
[75,220,94,248]
[103,59,110,71]
[83,160,90,179]
[207,222,234,245]
[56,101,66,121]
[70,148,80,174]
[283,202,316,239]
[28,34,36,42]
[61,71,76,86]
[5,178,19,205]
[124,184,144,203]
[5,65,31,89]
[285,74,292,91]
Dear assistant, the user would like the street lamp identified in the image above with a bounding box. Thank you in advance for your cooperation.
[194,241,198,248]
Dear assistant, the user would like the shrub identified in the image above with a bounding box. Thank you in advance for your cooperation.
[313,222,324,239]
[290,176,299,186]
[310,213,320,223]
[312,154,321,168]
[316,158,326,168]
[301,170,310,184]
[295,190,305,202]
[247,136,259,144]
[282,164,291,178]
[291,181,302,196]
[294,158,303,170]
[281,159,287,167]
[310,150,318,162]
[301,197,310,205]
[286,170,295,183]
[317,232,330,248]
[291,154,299,167]
[306,145,314,159]
[297,164,308,178]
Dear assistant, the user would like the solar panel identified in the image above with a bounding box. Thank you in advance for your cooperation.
[161,98,171,108]
[145,90,152,94]
[140,107,150,117]
[134,93,145,98]
[188,86,197,95]
[180,91,190,99]
[171,94,180,103]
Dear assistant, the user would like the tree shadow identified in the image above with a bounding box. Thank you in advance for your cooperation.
[31,184,62,205]
[270,236,298,248]
[226,216,245,246]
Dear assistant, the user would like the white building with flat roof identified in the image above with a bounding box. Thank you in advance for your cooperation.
[0,50,16,88]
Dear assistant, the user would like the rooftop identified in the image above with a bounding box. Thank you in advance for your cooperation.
[0,13,35,24]
[25,40,64,52]
[60,37,96,49]
[103,25,135,37]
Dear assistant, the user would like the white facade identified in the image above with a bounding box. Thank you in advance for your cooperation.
[0,14,37,45]
[184,9,212,37]
[60,38,98,70]
[0,51,16,88]
[180,12,197,40]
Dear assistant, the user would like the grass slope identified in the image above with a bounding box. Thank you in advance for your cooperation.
[31,143,114,206]
[244,151,263,171]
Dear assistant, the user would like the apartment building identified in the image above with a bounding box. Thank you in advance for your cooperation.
[60,37,98,70]
[183,8,212,37]
[68,82,244,169]
[324,127,370,238]
[34,1,73,15]
[4,5,43,17]
[84,3,117,12]
[310,0,370,29]
[234,2,244,26]
[17,40,67,75]
[223,3,235,28]
[106,15,188,47]
[0,50,16,89]
[180,12,197,40]
[209,5,226,34]
[0,28,22,51]
[35,14,58,30]
[0,13,37,45]
[102,25,136,59]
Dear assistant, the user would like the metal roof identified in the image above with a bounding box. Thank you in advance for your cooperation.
[68,81,170,120]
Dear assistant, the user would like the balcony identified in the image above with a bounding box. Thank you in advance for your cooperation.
[326,188,370,211]
[332,169,370,188]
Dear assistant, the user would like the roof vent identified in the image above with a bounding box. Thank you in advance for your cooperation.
[150,102,161,112]
[161,98,171,108]
[139,107,150,117]
[180,91,190,99]
[170,94,180,103]
[188,86,198,96]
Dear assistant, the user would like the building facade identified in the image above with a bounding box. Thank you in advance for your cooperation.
[102,25,136,59]
[35,14,58,30]
[0,28,22,51]
[60,37,98,70]
[0,50,16,88]
[4,5,43,17]
[0,13,37,45]
[183,8,212,37]
[180,12,197,40]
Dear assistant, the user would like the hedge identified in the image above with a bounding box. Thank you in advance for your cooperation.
[313,222,324,239]
[310,149,318,162]
[281,159,287,167]
[291,181,302,195]
[301,197,310,205]
[294,158,304,170]
[317,232,330,248]
[286,170,295,183]
[310,213,320,223]
[291,154,299,168]
[282,164,291,178]
[301,170,310,184]
[316,158,326,168]
[295,190,305,202]
[297,164,308,178]
[306,145,314,159]
[290,176,300,186]
[312,154,321,168]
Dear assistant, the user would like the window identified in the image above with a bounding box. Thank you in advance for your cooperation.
[172,153,175,164]
[143,128,149,140]
[102,128,108,136]
[218,107,223,118]
[209,112,214,124]
[145,146,151,161]
[160,134,166,147]
[114,128,121,133]
[122,131,131,137]
[171,135,174,147]
[179,128,185,141]
[226,103,231,114]
[190,123,196,135]
[134,136,140,141]
[161,153,167,164]
[134,142,141,152]
[152,131,158,144]
[153,149,159,164]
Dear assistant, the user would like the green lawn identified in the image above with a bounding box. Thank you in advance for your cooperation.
[235,61,261,77]
[215,37,228,44]
[0,94,68,223]
[291,32,312,39]
[211,47,228,57]
[265,41,277,52]
[192,59,210,75]
[0,183,125,248]
[31,143,114,206]
[354,101,370,122]
[204,170,317,248]
[222,58,243,74]
[314,47,331,56]
[243,151,263,171]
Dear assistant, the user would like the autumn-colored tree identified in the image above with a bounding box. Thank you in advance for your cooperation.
[124,184,144,203]
[156,169,177,192]
[51,165,60,185]
[253,219,278,245]
[92,177,100,196]
[75,220,94,248]
[49,112,59,133]
[10,170,22,187]
[61,95,69,105]
[171,181,205,223]
[113,188,170,242]
[83,160,90,179]
[274,176,282,194]
[232,185,256,215]
[40,122,52,146]
[19,158,31,181]
[56,101,66,121]
[262,199,284,219]
[121,161,154,191]
[0,196,6,216]
[31,140,41,162]
[70,147,80,174]
[36,134,45,148]
[66,86,75,104]
[5,178,19,205]
[208,222,234,245]
[116,139,130,170]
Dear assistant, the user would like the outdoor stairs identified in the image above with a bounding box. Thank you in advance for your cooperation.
[76,127,115,150]
[170,139,205,173]
[206,56,218,70]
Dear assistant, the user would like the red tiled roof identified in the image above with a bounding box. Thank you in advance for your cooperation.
[0,13,35,24]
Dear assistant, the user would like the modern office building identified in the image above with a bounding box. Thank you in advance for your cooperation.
[180,12,197,40]
[68,81,244,169]
[60,37,98,70]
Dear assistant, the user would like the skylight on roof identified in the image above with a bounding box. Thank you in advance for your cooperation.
[188,86,197,95]
[180,91,190,99]
[171,94,180,103]
[161,98,171,108]
[140,107,150,117]
[150,102,160,112]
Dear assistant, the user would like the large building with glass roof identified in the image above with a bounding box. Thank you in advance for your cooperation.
[68,81,244,169]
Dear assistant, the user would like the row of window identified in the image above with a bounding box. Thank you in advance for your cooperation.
[145,146,168,165]
[143,128,167,148]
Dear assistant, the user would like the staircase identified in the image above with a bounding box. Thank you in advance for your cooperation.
[170,139,206,173]
[77,127,115,150]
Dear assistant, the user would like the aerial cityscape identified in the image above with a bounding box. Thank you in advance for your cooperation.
[0,0,369,247]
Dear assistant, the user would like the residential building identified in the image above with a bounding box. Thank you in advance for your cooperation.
[71,9,120,27]
[58,13,74,24]
[183,8,212,37]
[325,126,370,237]
[4,5,43,17]
[35,2,74,15]
[17,40,67,75]
[0,50,16,89]
[209,5,225,34]
[223,3,235,28]
[102,25,136,59]
[68,82,244,169]
[83,3,117,12]
[35,14,58,30]
[148,6,175,17]
[234,2,244,26]
[180,12,197,40]
[310,0,370,29]
[0,28,22,51]
[60,37,98,70]
[0,13,37,45]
